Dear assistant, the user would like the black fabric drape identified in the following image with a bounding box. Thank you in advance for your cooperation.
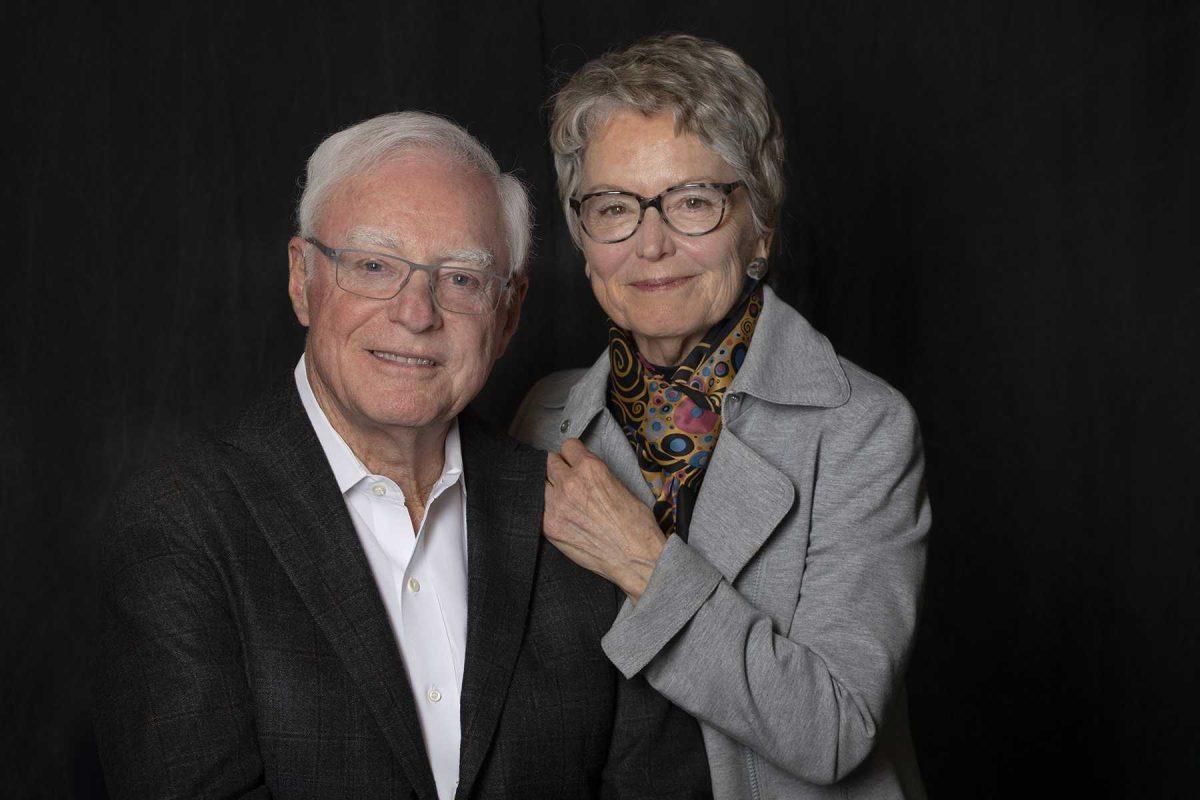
[5,2,1197,797]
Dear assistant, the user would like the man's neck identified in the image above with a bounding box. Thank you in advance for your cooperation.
[308,371,449,529]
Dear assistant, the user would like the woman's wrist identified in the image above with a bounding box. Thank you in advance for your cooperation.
[621,529,668,603]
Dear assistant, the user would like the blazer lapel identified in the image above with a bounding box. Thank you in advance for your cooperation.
[223,385,439,800]
[454,415,544,800]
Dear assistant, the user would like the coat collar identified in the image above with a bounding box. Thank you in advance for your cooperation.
[561,285,850,438]
[728,284,850,408]
[218,382,542,800]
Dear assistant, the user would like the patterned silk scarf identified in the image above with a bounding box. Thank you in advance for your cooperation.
[607,281,764,537]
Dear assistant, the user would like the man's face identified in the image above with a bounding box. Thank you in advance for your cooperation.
[287,152,523,439]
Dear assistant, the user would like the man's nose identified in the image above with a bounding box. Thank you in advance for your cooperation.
[386,269,441,331]
[634,207,675,260]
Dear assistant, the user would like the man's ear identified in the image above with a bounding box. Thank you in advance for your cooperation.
[494,273,529,358]
[287,237,311,327]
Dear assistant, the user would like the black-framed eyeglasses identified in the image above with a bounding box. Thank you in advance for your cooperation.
[569,181,744,243]
[305,238,511,315]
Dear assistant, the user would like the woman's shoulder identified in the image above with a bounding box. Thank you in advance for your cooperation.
[509,368,590,450]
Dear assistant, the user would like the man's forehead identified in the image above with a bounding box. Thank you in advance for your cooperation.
[324,154,505,262]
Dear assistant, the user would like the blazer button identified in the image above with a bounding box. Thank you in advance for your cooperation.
[559,419,570,433]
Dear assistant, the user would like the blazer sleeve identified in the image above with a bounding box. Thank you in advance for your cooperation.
[601,390,930,786]
[92,468,270,799]
[599,591,714,799]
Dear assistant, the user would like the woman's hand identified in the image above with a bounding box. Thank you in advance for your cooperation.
[544,439,667,602]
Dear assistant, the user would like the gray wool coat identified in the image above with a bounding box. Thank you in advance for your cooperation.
[511,286,931,800]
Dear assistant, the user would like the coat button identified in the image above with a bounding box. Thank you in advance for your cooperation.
[559,419,570,433]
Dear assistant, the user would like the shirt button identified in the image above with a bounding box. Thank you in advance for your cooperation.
[559,419,570,433]
[372,484,386,496]
[407,577,421,593]
[427,688,442,703]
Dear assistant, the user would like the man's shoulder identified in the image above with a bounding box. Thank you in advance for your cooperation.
[112,433,236,515]
[105,380,301,540]
[509,368,590,450]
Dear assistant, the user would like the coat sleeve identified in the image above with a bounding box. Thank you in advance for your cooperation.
[92,470,270,799]
[601,390,930,785]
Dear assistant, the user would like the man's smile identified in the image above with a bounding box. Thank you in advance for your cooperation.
[369,348,439,367]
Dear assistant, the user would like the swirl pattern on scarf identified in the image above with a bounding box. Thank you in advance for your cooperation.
[607,281,763,537]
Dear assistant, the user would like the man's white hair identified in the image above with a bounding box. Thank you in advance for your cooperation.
[297,111,532,277]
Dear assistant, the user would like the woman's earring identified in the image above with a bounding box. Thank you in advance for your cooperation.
[746,258,768,279]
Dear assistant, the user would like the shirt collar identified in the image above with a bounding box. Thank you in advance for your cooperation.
[294,354,464,497]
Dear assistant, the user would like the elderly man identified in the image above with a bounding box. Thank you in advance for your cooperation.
[93,112,710,800]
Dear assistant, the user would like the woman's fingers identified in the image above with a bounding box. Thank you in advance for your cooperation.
[558,437,594,467]
[546,450,569,485]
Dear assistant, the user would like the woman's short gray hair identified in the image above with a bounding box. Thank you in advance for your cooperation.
[549,34,785,248]
[297,111,532,276]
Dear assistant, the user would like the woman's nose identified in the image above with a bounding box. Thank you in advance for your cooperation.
[634,207,675,260]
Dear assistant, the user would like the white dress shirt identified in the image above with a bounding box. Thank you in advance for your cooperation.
[295,356,468,800]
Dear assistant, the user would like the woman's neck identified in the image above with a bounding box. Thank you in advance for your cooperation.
[631,331,706,368]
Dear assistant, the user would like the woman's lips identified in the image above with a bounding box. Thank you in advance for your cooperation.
[629,275,693,292]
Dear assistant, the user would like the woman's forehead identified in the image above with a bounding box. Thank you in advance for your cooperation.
[582,110,734,192]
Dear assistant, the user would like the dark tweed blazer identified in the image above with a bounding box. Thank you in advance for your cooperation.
[93,381,710,799]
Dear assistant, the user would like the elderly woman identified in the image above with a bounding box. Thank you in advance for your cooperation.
[512,34,930,800]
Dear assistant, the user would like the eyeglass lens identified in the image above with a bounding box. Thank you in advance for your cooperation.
[334,251,500,314]
[579,185,729,241]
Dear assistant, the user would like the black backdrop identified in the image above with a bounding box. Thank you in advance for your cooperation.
[5,1,1198,797]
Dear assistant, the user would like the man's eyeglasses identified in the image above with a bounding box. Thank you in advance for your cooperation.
[569,181,743,244]
[305,238,510,315]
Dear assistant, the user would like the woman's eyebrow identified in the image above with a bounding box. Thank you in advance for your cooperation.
[582,177,726,194]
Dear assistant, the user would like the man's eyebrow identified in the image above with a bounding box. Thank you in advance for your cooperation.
[345,227,405,252]
[344,227,495,269]
[442,249,495,269]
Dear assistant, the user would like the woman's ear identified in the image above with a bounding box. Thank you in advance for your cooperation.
[756,229,774,261]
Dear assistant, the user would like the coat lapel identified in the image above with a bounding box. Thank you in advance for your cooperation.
[454,415,544,800]
[680,285,847,580]
[686,428,795,580]
[222,385,439,800]
[556,350,654,505]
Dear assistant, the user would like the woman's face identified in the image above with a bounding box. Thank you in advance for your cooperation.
[578,109,769,365]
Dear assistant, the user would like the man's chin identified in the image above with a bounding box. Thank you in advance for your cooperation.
[361,405,451,433]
